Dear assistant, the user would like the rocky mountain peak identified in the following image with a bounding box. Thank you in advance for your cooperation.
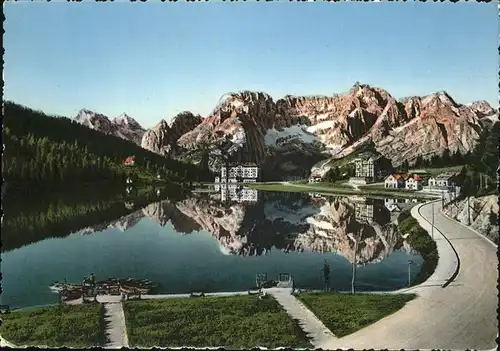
[157,119,169,128]
[141,112,202,157]
[112,113,144,131]
[469,100,496,117]
[420,91,458,108]
[74,109,114,131]
[73,109,145,146]
[75,108,105,121]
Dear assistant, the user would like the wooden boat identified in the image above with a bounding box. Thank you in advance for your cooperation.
[50,277,157,295]
[258,280,278,289]
[50,282,81,293]
[61,289,83,301]
[120,285,148,295]
[247,287,261,295]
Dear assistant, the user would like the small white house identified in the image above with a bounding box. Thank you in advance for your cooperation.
[309,173,322,183]
[405,175,423,190]
[428,173,456,189]
[384,174,409,189]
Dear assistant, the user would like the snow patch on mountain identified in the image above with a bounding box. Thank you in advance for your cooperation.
[306,217,335,230]
[306,120,335,133]
[264,201,319,224]
[264,125,318,147]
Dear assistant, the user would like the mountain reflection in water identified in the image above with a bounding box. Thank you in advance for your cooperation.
[140,189,422,264]
[1,186,424,308]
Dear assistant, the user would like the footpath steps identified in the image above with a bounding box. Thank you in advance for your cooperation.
[103,302,129,349]
[266,288,336,347]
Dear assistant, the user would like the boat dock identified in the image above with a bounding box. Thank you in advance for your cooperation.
[62,272,294,304]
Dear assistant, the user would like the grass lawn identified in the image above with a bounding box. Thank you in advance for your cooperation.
[249,182,437,200]
[423,165,464,176]
[123,295,312,348]
[296,292,416,337]
[0,303,102,347]
[307,181,352,189]
[359,184,416,193]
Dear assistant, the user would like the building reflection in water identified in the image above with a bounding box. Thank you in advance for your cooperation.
[352,196,375,224]
[220,184,258,203]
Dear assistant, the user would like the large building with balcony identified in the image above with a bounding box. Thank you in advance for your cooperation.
[219,163,259,183]
[355,158,375,179]
[351,157,386,184]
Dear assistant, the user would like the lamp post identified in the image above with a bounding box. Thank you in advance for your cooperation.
[467,196,471,226]
[407,260,413,286]
[431,203,435,239]
[351,232,360,295]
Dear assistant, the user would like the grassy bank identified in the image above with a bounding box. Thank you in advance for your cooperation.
[0,303,102,347]
[359,184,416,193]
[123,295,312,348]
[248,182,438,200]
[397,210,439,285]
[296,292,416,337]
[421,165,464,177]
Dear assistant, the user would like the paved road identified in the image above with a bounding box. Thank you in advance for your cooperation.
[321,201,498,350]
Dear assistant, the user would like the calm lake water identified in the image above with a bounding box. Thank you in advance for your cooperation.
[1,185,424,309]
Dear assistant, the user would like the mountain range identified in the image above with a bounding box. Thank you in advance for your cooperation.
[71,83,498,177]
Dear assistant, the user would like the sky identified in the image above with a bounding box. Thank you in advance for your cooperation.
[4,1,498,129]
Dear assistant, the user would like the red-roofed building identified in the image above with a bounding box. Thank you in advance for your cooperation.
[405,174,423,190]
[384,173,410,188]
[124,156,135,166]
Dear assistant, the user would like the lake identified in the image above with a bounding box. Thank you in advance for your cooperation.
[1,184,424,309]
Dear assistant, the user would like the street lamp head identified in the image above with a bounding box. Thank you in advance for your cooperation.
[408,260,413,265]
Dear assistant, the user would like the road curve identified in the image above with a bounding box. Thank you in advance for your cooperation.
[321,201,498,350]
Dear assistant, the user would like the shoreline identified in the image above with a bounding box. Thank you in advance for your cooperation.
[3,200,447,312]
[246,182,440,200]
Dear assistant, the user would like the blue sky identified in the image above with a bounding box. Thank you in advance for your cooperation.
[4,1,498,129]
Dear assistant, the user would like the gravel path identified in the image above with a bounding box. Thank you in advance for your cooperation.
[103,302,129,349]
[321,201,498,350]
[266,288,336,347]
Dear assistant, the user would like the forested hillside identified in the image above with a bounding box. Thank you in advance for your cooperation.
[457,120,499,196]
[2,102,212,188]
[2,183,187,252]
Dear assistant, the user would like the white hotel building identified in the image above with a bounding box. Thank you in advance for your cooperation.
[219,163,259,183]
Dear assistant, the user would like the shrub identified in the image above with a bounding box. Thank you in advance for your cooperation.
[398,215,439,286]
